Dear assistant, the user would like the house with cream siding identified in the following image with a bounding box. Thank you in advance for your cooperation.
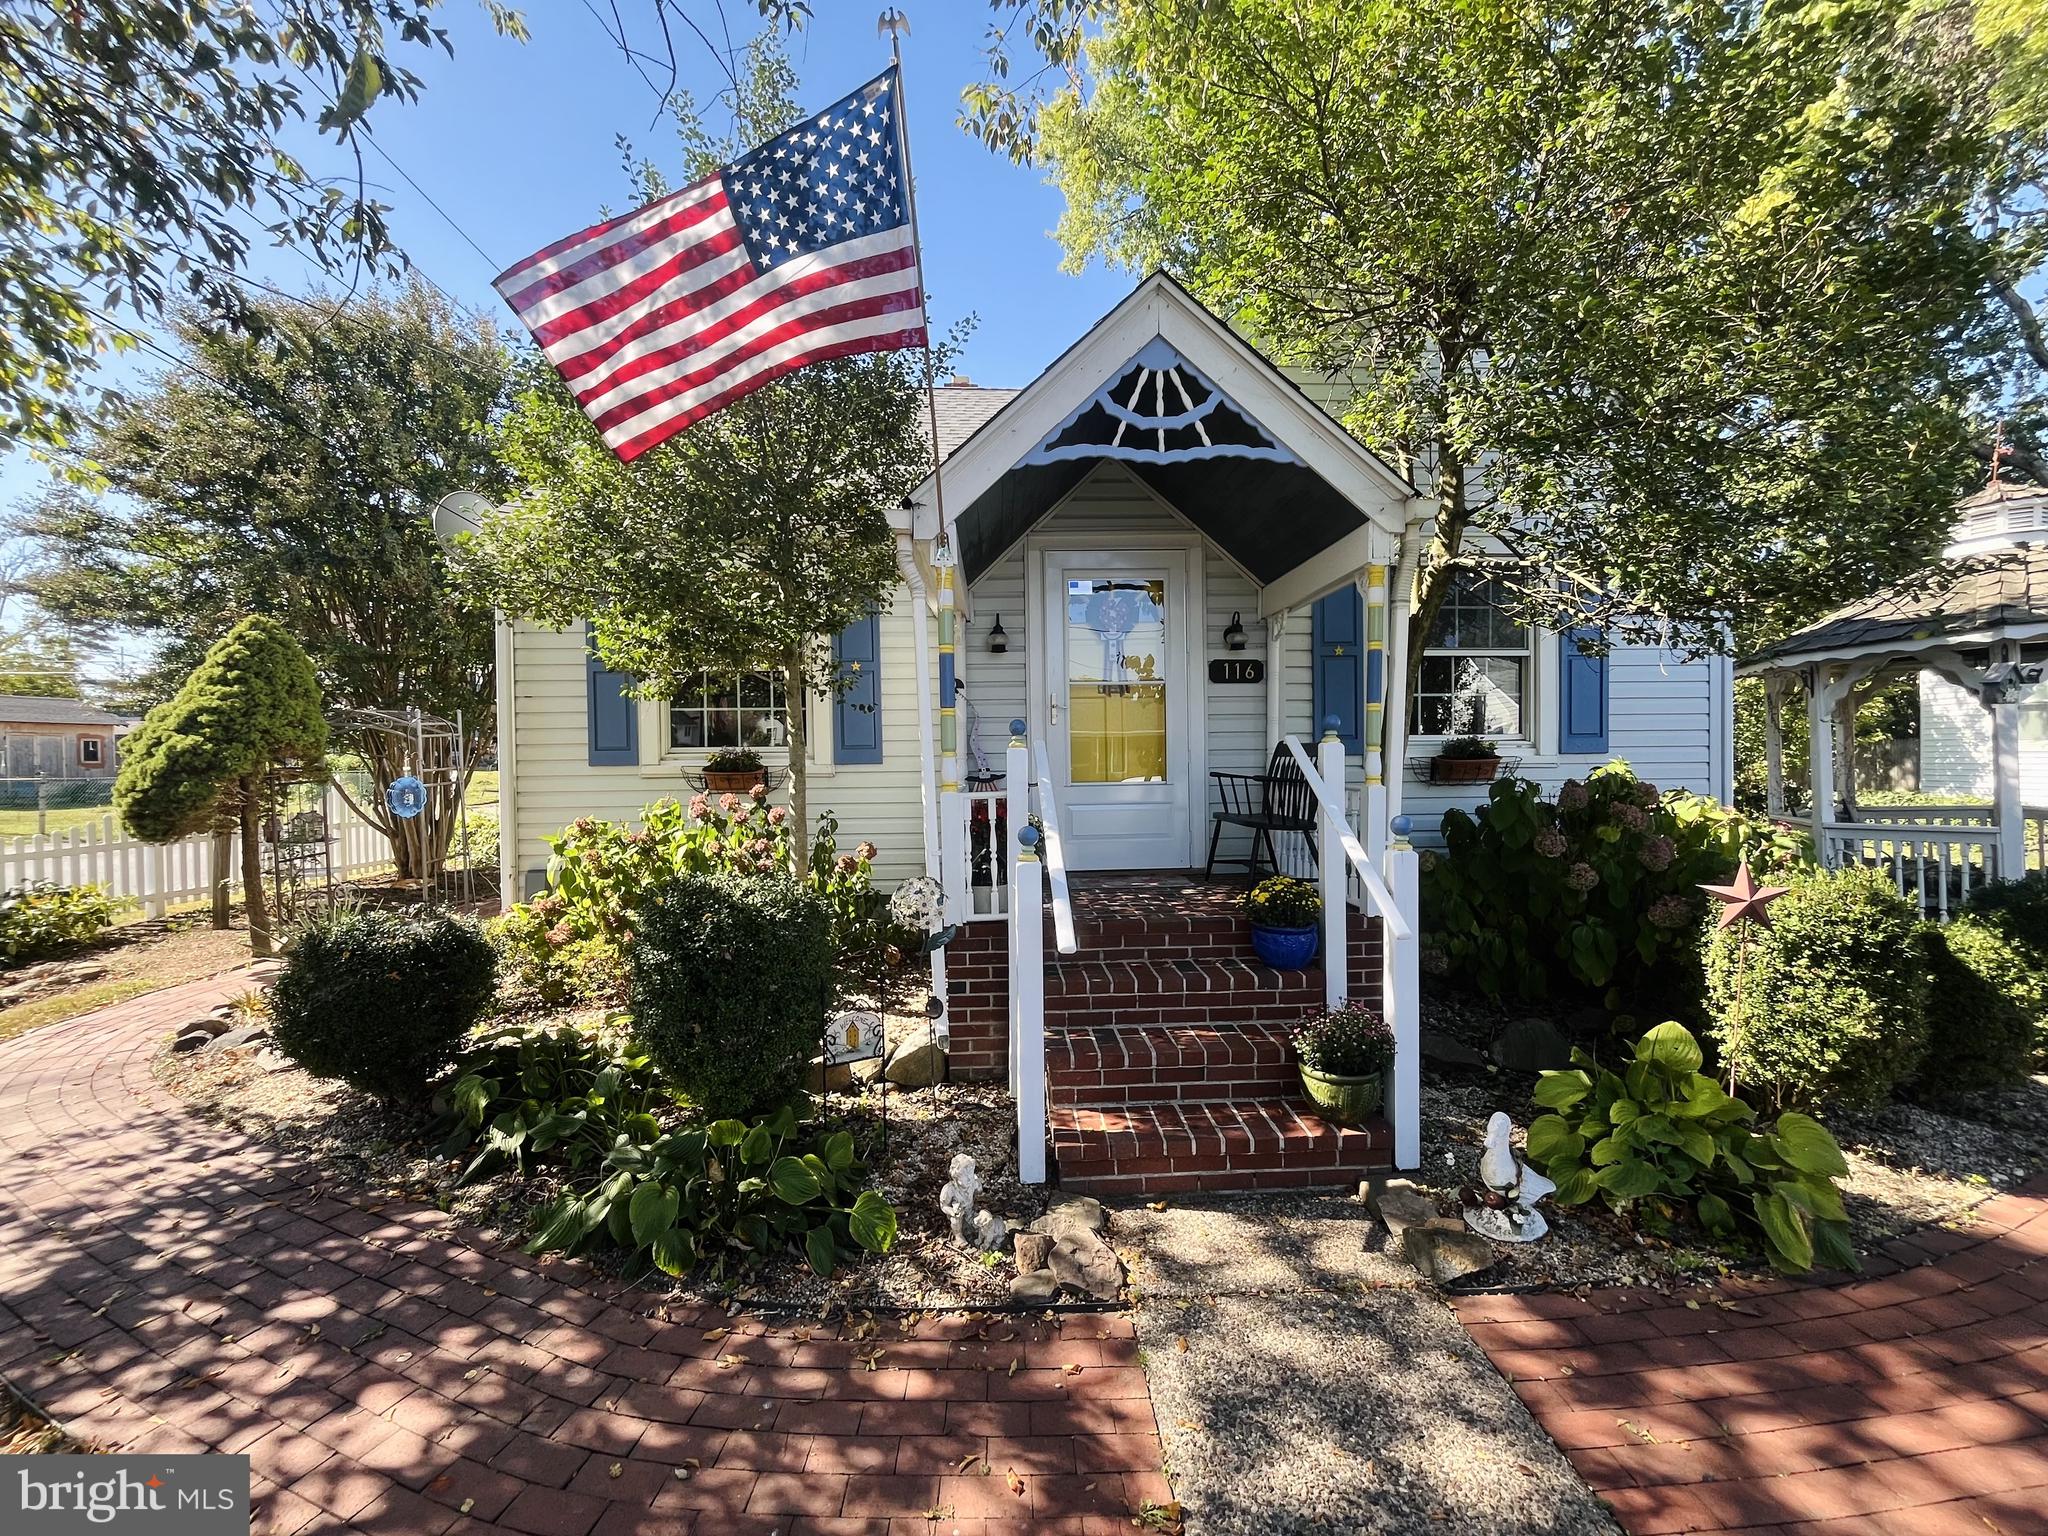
[491,275,1735,1191]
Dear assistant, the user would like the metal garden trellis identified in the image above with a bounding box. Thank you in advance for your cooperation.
[326,705,478,908]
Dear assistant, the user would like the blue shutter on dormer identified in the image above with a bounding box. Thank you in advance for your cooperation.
[1558,628,1611,754]
[1312,587,1364,754]
[833,608,883,764]
[585,624,638,766]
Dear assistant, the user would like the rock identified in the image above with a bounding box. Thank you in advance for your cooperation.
[60,961,107,983]
[255,1048,295,1074]
[1488,1016,1575,1073]
[204,1023,270,1053]
[883,1023,946,1088]
[1421,1030,1486,1067]
[1014,1231,1055,1273]
[1009,1269,1060,1304]
[1048,1228,1124,1301]
[171,1029,214,1055]
[808,1059,854,1094]
[1045,1194,1106,1235]
[850,1056,888,1085]
[178,1015,234,1039]
[1370,1186,1442,1239]
[1400,1226,1498,1285]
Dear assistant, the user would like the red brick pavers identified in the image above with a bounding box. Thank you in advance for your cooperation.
[1454,1187,2048,1536]
[0,975,1169,1534]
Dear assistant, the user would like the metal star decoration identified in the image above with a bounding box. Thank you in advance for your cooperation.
[1700,859,1791,930]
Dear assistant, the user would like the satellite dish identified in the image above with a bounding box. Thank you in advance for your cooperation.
[431,491,492,547]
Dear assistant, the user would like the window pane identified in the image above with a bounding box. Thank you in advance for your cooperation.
[1424,570,1527,652]
[1410,654,1524,736]
[1065,576,1169,783]
[669,707,705,748]
[739,673,770,708]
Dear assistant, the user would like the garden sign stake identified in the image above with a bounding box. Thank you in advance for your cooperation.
[1699,860,1790,1094]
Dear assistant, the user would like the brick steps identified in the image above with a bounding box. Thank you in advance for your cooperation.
[1049,1101,1392,1195]
[1044,954,1326,1029]
[1046,1022,1297,1105]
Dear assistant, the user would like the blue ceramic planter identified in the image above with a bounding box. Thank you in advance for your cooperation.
[1250,922,1319,970]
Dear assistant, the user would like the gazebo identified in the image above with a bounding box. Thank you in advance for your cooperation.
[1741,483,2048,915]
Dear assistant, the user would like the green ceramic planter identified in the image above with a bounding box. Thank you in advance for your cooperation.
[1298,1064,1384,1127]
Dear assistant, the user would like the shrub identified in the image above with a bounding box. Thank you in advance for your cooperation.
[270,906,498,1100]
[1527,1021,1856,1274]
[631,872,834,1117]
[1422,763,1803,1007]
[1243,875,1321,928]
[1963,870,2048,962]
[0,881,126,966]
[1291,1001,1394,1076]
[452,809,499,869]
[491,798,883,1008]
[438,1018,674,1180]
[1914,917,2038,1094]
[1703,866,1927,1111]
[525,1096,899,1281]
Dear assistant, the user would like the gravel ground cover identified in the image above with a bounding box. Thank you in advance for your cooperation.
[1117,1193,1621,1536]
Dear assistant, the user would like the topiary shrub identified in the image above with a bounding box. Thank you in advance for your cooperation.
[1915,916,2040,1093]
[269,906,497,1100]
[1703,866,1927,1110]
[629,871,834,1117]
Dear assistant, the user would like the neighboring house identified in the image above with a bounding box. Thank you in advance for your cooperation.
[491,274,1735,1190]
[0,695,128,781]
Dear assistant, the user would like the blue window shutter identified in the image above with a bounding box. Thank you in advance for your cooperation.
[585,624,638,766]
[1312,587,1363,754]
[1558,628,1610,754]
[833,608,883,764]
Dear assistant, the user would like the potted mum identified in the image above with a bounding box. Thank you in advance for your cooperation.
[1429,735,1501,784]
[702,746,767,794]
[1242,875,1322,970]
[1291,1001,1395,1126]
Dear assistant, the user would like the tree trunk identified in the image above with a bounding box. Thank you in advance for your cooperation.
[1403,442,1470,709]
[210,827,233,929]
[239,778,273,958]
[785,641,809,871]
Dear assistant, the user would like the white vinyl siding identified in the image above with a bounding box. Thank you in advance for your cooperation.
[1919,671,2048,802]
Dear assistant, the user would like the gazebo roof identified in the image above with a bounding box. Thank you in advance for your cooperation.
[1742,541,2048,674]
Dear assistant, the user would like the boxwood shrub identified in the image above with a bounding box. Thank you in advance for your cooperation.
[1915,916,2040,1094]
[1962,869,2048,957]
[270,906,498,1101]
[629,871,834,1117]
[1702,865,1927,1111]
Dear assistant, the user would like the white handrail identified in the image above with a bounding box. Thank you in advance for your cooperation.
[1282,735,1412,940]
[1031,741,1079,955]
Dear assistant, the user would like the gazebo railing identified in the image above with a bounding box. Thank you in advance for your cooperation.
[1841,803,1992,827]
[1820,820,1999,919]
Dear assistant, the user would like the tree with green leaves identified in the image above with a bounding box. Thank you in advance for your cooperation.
[456,40,939,864]
[13,279,508,877]
[965,0,2048,678]
[117,616,326,956]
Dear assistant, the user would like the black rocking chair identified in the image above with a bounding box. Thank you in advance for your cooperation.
[1205,742,1319,880]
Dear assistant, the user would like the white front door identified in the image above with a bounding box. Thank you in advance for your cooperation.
[1039,549,1195,870]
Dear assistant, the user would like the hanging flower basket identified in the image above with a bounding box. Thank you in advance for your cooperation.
[1430,736,1501,784]
[702,748,768,793]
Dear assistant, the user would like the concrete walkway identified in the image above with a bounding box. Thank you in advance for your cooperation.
[0,975,1168,1535]
[1455,1188,2048,1536]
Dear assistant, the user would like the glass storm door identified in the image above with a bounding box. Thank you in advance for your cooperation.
[1040,550,1193,870]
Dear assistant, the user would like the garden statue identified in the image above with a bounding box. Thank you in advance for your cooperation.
[938,1153,1007,1251]
[1463,1111,1555,1243]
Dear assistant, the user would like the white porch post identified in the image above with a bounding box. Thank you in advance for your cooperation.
[1265,609,1291,751]
[894,534,948,1018]
[1318,725,1348,1011]
[1992,644,2026,882]
[1386,815,1422,1169]
[1011,814,1048,1186]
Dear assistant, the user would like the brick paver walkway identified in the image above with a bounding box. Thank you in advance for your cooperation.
[0,975,1169,1535]
[1455,1188,2048,1536]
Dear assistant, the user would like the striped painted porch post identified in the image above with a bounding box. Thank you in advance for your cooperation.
[935,539,967,927]
[1363,563,1389,866]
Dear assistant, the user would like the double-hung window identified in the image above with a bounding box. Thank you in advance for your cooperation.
[1411,569,1530,738]
[667,672,788,751]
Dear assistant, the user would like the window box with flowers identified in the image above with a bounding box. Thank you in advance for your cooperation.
[701,746,768,794]
[1429,735,1503,784]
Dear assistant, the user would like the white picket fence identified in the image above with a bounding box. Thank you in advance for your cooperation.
[0,789,395,918]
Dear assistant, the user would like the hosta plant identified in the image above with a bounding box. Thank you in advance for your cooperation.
[524,1096,899,1282]
[438,1018,675,1182]
[1526,1021,1856,1275]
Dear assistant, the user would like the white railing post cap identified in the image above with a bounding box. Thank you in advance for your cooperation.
[1390,814,1414,843]
[1018,825,1040,860]
[1322,714,1342,741]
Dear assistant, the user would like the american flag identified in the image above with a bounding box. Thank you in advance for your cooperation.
[494,68,927,462]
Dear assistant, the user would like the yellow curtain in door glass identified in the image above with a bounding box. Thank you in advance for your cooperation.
[1065,577,1168,783]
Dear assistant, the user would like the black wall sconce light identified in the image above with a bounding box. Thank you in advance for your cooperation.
[1222,611,1248,651]
[987,614,1009,653]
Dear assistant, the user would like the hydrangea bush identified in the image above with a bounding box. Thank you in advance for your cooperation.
[492,789,883,1005]
[1420,763,1804,1007]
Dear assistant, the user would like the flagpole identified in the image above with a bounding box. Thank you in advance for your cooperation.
[880,9,949,550]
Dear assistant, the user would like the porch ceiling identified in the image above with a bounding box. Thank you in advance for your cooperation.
[955,455,1369,585]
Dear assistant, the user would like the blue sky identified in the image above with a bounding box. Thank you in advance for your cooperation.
[0,3,1133,512]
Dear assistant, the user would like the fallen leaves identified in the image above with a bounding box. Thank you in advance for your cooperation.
[1005,1469,1026,1496]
